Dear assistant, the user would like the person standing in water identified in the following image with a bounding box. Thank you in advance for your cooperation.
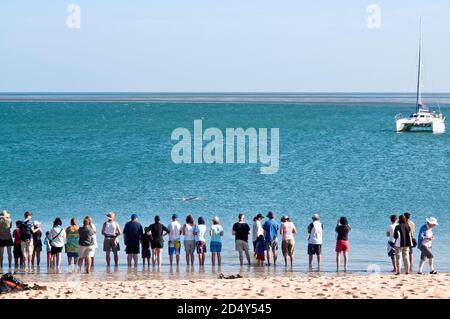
[194,217,207,267]
[65,218,79,270]
[181,215,196,267]
[335,217,351,272]
[0,210,13,269]
[123,214,143,268]
[280,215,297,268]
[263,211,280,267]
[232,213,251,266]
[101,212,121,268]
[417,217,438,275]
[149,215,169,268]
[168,214,182,267]
[251,214,264,257]
[209,216,224,267]
[307,214,323,271]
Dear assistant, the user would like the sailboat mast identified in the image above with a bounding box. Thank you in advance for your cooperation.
[415,20,422,112]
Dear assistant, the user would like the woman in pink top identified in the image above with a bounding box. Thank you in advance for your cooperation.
[280,216,297,267]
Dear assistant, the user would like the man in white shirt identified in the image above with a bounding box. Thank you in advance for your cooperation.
[307,214,323,270]
[386,215,398,273]
[168,214,182,266]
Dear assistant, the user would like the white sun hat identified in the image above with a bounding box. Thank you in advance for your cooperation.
[426,217,439,225]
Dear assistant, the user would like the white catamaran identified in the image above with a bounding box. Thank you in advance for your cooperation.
[395,22,445,133]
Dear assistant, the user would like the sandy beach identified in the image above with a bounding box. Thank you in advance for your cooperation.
[2,273,450,299]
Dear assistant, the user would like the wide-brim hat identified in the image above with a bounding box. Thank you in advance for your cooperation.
[426,217,439,225]
[106,212,115,219]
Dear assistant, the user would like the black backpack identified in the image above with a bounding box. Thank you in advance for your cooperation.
[19,221,32,241]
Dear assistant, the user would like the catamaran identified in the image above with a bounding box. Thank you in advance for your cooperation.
[395,22,445,133]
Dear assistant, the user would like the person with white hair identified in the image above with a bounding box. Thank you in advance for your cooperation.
[417,217,439,275]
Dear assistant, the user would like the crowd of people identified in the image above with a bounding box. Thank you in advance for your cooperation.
[0,209,439,275]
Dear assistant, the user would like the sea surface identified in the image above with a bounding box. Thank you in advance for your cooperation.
[1,93,449,276]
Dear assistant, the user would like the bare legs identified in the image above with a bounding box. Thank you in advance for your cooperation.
[127,253,138,267]
[0,246,12,269]
[211,253,221,267]
[309,254,321,271]
[336,252,348,272]
[152,248,162,267]
[78,257,92,273]
[185,252,194,266]
[238,250,251,266]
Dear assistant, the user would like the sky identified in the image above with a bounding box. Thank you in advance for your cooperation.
[0,0,449,92]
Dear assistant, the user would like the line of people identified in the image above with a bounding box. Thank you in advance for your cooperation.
[0,209,439,274]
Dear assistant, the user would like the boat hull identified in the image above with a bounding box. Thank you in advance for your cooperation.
[396,118,445,133]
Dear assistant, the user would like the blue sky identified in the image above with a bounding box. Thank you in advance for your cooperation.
[0,0,449,92]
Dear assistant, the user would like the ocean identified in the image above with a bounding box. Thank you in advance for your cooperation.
[1,93,449,275]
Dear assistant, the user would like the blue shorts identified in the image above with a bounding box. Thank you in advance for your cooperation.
[168,240,181,256]
[67,252,78,258]
[210,241,222,253]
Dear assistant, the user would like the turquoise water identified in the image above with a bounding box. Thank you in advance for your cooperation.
[1,93,449,273]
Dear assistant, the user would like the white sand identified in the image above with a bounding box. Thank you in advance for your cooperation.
[2,273,450,299]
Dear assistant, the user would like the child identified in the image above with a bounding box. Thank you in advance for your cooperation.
[43,231,52,268]
[255,235,266,266]
[12,221,23,269]
[141,227,151,267]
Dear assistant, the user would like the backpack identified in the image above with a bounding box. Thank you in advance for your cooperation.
[0,273,27,293]
[19,221,32,241]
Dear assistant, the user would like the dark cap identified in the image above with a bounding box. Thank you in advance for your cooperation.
[256,213,264,219]
[267,211,275,219]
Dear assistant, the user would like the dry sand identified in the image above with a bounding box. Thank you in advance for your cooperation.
[2,273,450,299]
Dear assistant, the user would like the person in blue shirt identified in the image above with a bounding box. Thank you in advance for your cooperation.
[123,214,143,268]
[262,211,280,266]
[417,217,438,275]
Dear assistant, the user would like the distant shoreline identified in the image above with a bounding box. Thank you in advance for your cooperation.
[1,92,450,104]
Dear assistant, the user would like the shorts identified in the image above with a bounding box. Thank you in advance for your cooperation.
[142,249,151,259]
[0,238,13,247]
[308,243,322,256]
[103,237,120,252]
[388,248,396,259]
[235,240,249,252]
[168,240,181,256]
[256,253,265,261]
[13,244,22,259]
[50,246,63,255]
[265,239,279,251]
[409,247,413,255]
[210,241,222,253]
[125,245,140,255]
[336,240,350,253]
[78,245,95,258]
[419,246,433,261]
[184,240,195,254]
[67,252,79,258]
[151,240,163,250]
[282,239,295,256]
[196,241,207,254]
[21,240,34,259]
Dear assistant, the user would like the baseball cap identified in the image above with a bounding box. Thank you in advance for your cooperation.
[172,214,178,219]
[131,213,139,220]
[312,213,320,220]
[256,213,264,219]
[267,211,275,219]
